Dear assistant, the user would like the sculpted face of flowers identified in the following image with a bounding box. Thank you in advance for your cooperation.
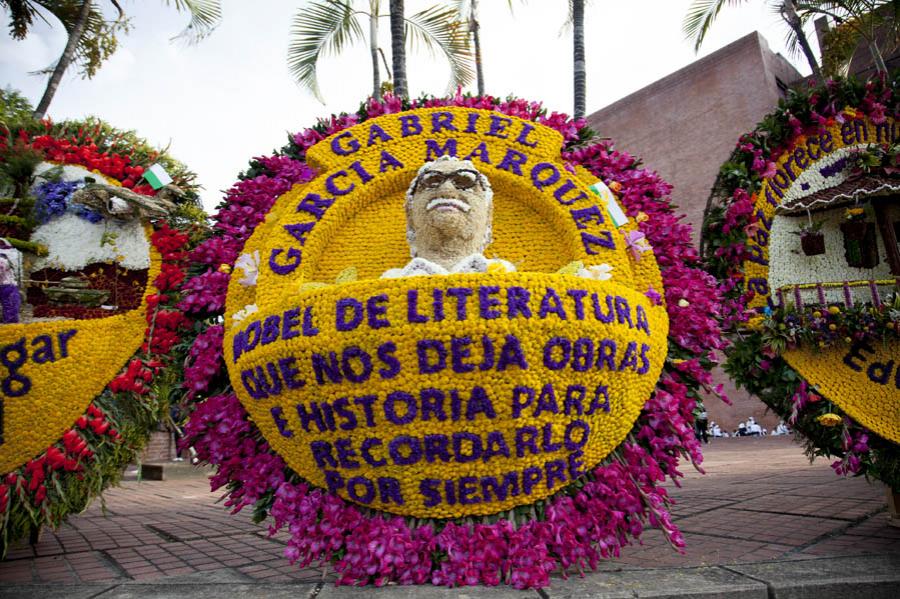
[405,156,494,266]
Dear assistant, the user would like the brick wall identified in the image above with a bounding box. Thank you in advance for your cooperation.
[585,32,802,432]
[586,32,800,244]
[139,429,176,463]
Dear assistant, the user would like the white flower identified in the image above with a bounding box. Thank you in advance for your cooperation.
[235,250,260,286]
[31,214,151,272]
[231,303,258,326]
[766,208,892,307]
[780,145,867,208]
[576,263,614,281]
[677,298,690,308]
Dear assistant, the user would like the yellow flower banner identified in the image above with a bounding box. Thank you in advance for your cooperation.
[785,340,900,443]
[0,234,161,474]
[224,107,670,518]
[228,274,667,517]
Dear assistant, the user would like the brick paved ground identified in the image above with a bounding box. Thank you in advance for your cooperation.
[1,436,898,585]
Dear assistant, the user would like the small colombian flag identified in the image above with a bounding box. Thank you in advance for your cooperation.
[143,163,173,190]
[588,181,629,228]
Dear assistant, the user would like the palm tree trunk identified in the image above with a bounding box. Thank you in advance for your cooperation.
[868,39,888,73]
[369,0,381,99]
[572,0,585,119]
[782,0,823,81]
[389,0,407,99]
[471,0,484,96]
[33,0,93,120]
[863,14,888,74]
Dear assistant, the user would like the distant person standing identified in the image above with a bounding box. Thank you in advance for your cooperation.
[169,404,185,461]
[696,409,709,444]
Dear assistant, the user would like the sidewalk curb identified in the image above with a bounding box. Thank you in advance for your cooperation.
[1,554,897,598]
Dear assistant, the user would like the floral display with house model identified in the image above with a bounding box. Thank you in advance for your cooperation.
[0,112,204,552]
[703,74,900,515]
[176,93,728,588]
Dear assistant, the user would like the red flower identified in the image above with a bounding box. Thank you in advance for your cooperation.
[154,263,186,291]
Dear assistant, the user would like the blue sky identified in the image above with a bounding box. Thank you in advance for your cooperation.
[1,0,817,209]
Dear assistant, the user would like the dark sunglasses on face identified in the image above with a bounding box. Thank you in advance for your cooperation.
[415,169,481,192]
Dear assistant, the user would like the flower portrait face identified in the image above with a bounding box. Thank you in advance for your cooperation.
[405,157,493,257]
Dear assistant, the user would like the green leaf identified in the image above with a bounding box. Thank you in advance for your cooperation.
[165,0,222,44]
[404,4,474,94]
[682,0,748,52]
[288,0,365,103]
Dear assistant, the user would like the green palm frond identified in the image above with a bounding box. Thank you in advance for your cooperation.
[683,0,748,52]
[288,0,365,103]
[774,2,805,58]
[2,0,43,38]
[23,1,125,78]
[404,4,474,94]
[166,0,222,44]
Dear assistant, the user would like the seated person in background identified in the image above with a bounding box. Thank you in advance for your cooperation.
[383,156,515,278]
[747,416,762,436]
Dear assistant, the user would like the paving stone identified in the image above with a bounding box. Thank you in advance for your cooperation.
[2,438,898,598]
[543,566,766,598]
[0,584,116,598]
[728,554,900,599]
[316,585,539,598]
[96,583,319,598]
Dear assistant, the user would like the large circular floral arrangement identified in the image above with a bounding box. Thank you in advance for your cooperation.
[702,73,900,491]
[0,102,204,552]
[179,93,726,588]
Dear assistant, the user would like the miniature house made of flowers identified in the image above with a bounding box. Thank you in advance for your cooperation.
[0,119,199,553]
[703,76,900,498]
[767,142,900,309]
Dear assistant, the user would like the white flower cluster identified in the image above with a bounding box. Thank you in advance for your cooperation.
[768,206,892,306]
[33,163,104,185]
[31,214,151,271]
[29,162,151,271]
[779,145,865,209]
[234,250,260,286]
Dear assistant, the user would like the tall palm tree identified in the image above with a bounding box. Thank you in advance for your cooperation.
[683,0,824,81]
[289,0,473,103]
[454,1,523,97]
[2,0,222,119]
[457,0,484,95]
[572,0,585,119]
[389,0,406,98]
[556,1,591,119]
[798,0,897,74]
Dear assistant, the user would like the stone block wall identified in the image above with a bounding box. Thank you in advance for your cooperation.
[586,32,802,432]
